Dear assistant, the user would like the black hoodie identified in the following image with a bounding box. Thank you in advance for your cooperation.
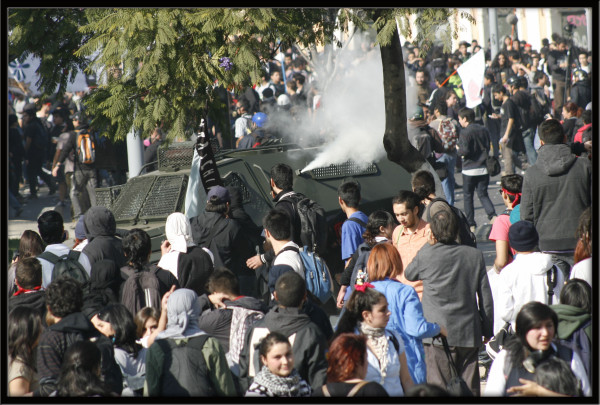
[82,206,125,268]
[9,291,47,326]
[35,311,122,397]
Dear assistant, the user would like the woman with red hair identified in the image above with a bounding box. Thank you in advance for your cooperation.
[366,243,446,385]
[313,333,388,397]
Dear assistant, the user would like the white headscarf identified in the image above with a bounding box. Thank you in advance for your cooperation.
[155,288,205,340]
[165,212,195,253]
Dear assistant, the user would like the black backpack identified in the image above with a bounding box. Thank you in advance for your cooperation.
[281,193,329,255]
[120,267,162,316]
[426,198,477,248]
[38,250,91,293]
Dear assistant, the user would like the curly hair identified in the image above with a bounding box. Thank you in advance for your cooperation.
[122,228,151,271]
[362,210,395,247]
[326,333,367,383]
[45,276,84,318]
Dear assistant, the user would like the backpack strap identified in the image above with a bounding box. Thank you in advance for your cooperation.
[38,251,60,264]
[321,384,331,397]
[347,380,370,397]
[346,217,367,228]
[388,331,400,354]
[546,265,558,305]
[277,245,300,257]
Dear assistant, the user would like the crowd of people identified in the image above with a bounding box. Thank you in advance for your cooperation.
[8,32,592,398]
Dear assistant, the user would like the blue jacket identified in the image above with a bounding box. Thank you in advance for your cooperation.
[371,278,440,384]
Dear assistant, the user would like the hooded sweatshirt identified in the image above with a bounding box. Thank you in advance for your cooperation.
[82,206,125,268]
[521,144,592,252]
[239,306,328,392]
[36,311,122,397]
[497,252,564,325]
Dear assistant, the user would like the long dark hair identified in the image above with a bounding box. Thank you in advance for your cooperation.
[97,304,142,358]
[504,302,559,367]
[362,210,395,247]
[333,286,386,341]
[8,307,43,371]
[56,340,113,397]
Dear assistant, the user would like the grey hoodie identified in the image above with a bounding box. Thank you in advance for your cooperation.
[521,144,591,252]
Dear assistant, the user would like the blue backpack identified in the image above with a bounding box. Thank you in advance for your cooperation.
[298,247,333,305]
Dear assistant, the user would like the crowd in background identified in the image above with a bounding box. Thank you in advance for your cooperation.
[7,30,592,398]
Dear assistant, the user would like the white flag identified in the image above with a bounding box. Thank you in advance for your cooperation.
[457,50,486,108]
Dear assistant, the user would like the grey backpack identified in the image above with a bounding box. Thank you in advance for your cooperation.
[121,269,162,316]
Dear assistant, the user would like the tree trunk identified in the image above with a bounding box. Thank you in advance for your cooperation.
[378,23,426,173]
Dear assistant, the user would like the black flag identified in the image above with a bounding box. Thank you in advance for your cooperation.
[195,118,223,193]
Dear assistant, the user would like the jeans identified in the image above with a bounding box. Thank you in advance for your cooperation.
[462,173,496,227]
[485,118,501,158]
[71,167,97,218]
[522,128,538,166]
[436,152,456,206]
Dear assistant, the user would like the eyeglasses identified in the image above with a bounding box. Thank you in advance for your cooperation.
[499,189,504,195]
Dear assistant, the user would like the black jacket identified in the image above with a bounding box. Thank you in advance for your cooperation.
[238,306,328,392]
[457,122,491,171]
[176,245,214,296]
[8,291,47,326]
[197,294,268,352]
[82,206,125,268]
[190,211,253,277]
[570,80,592,110]
[35,312,122,397]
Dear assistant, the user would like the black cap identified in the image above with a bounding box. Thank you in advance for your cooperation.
[508,221,539,252]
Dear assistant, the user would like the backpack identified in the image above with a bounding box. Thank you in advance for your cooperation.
[299,248,333,305]
[437,118,458,151]
[76,130,96,164]
[226,306,265,377]
[558,320,591,380]
[281,193,328,255]
[280,245,333,305]
[120,268,162,316]
[529,91,548,128]
[426,198,477,248]
[38,250,90,292]
[154,334,215,397]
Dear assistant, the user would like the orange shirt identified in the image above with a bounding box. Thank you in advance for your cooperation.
[392,219,430,300]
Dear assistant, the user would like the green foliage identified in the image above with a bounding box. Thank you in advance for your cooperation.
[9,7,467,143]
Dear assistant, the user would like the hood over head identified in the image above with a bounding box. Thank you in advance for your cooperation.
[84,206,117,240]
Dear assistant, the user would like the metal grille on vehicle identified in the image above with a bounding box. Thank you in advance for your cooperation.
[94,185,124,211]
[138,175,188,220]
[111,176,157,222]
[158,141,195,171]
[307,161,379,180]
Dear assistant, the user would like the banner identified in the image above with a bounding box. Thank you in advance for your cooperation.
[194,118,223,194]
[456,50,485,109]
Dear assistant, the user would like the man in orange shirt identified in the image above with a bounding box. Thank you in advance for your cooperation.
[391,190,430,300]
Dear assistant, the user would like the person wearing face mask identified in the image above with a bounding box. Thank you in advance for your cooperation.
[484,301,590,397]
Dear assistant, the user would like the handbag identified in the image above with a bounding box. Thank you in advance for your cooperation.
[472,129,501,177]
[440,336,474,397]
[486,155,501,177]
